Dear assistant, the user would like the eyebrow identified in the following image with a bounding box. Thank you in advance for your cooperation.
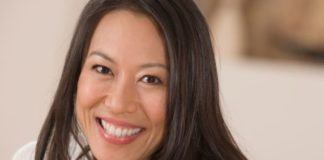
[88,50,168,70]
[140,63,168,70]
[88,51,116,64]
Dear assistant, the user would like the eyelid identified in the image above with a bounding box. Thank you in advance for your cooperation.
[140,75,163,85]
[92,64,113,75]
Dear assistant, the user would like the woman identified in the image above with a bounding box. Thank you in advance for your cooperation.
[14,0,247,159]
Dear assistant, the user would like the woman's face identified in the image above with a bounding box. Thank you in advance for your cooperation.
[75,10,168,160]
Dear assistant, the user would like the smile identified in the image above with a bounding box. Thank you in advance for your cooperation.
[96,117,145,145]
[100,119,143,138]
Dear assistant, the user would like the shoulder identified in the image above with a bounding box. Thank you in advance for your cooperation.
[12,141,36,160]
[12,138,85,159]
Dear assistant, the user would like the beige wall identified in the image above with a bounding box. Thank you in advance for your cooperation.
[0,1,87,159]
[1,1,323,160]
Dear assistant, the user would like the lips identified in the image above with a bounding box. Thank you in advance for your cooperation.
[96,117,145,145]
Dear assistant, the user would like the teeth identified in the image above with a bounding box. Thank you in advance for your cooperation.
[116,128,121,138]
[101,119,142,138]
[121,129,127,137]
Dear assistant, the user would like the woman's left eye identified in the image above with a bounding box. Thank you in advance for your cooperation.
[141,75,162,85]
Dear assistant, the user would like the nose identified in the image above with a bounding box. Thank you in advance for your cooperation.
[104,77,138,114]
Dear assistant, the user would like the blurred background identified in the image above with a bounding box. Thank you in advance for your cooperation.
[1,0,323,159]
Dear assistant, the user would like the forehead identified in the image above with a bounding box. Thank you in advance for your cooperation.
[88,9,167,64]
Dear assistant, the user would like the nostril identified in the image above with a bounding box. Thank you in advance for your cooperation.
[103,94,138,114]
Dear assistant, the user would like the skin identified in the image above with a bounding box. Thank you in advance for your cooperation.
[75,10,168,160]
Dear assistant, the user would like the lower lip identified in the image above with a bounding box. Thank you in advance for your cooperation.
[96,119,143,145]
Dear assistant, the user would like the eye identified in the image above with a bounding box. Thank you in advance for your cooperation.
[92,65,113,75]
[141,75,162,85]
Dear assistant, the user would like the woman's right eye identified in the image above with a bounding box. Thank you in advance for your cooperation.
[92,65,113,75]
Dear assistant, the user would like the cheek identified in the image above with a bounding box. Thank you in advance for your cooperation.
[75,72,108,130]
[141,89,167,126]
[76,72,107,109]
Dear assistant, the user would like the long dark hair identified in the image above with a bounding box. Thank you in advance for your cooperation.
[35,0,247,159]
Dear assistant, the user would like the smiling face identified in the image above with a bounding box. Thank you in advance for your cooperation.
[75,10,168,160]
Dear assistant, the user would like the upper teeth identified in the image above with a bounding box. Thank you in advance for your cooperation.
[101,119,142,138]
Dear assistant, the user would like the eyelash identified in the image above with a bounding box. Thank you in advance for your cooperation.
[92,65,113,75]
[91,65,163,85]
[140,75,163,85]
